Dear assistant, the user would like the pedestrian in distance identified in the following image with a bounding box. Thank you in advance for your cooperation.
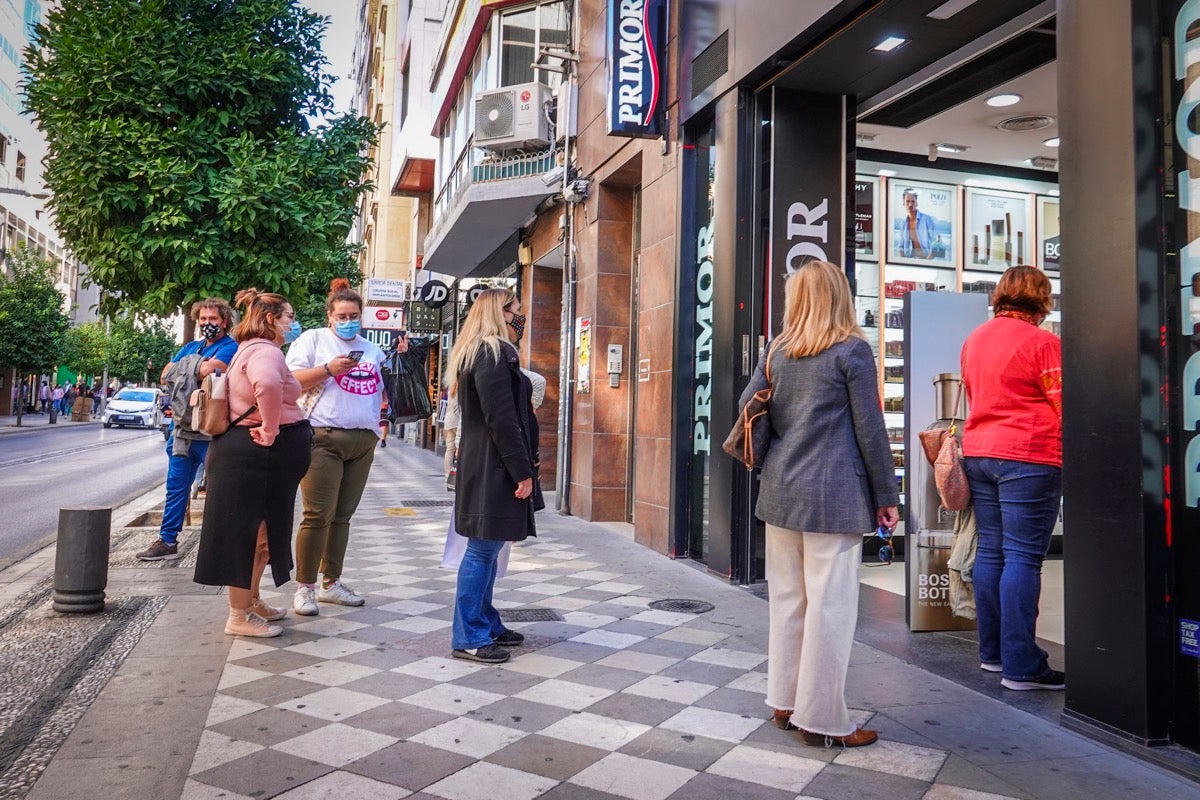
[194,289,311,637]
[446,287,541,665]
[51,384,64,416]
[137,298,238,561]
[960,265,1064,691]
[286,278,387,616]
[38,381,50,413]
[738,260,898,749]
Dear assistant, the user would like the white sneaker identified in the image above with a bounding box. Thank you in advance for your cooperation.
[294,585,319,616]
[318,579,365,607]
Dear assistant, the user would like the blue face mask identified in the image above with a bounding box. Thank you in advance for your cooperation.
[282,320,302,344]
[334,320,361,340]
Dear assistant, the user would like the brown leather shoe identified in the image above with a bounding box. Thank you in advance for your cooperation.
[772,709,797,730]
[798,726,878,748]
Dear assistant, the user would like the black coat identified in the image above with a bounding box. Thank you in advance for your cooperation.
[454,341,540,541]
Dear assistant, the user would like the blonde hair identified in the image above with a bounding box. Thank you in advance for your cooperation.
[773,260,864,358]
[445,287,519,396]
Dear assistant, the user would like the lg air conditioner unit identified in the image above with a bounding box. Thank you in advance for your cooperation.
[474,82,553,152]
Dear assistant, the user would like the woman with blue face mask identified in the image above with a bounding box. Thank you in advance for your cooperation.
[285,278,388,616]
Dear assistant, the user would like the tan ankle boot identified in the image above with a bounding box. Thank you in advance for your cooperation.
[225,608,282,638]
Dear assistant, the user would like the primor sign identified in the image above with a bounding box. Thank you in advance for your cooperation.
[606,0,667,138]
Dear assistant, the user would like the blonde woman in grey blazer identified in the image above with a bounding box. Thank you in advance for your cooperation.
[738,260,899,749]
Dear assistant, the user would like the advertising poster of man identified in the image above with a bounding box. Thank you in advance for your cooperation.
[888,179,957,267]
[855,176,880,261]
[1037,196,1060,272]
[965,188,1034,271]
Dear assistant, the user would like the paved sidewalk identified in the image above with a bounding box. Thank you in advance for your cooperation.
[0,413,101,434]
[6,442,1200,799]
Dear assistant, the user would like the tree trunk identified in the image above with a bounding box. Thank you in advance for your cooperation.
[14,369,23,426]
[182,312,195,344]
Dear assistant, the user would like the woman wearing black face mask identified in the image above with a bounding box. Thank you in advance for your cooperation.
[445,287,542,664]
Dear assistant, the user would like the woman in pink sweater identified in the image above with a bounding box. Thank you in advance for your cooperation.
[194,288,312,637]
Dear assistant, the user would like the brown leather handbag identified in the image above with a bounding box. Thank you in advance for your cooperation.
[723,343,775,471]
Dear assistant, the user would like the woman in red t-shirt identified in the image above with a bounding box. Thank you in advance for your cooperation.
[960,265,1064,692]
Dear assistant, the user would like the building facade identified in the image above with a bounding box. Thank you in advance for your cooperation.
[0,0,96,414]
[402,0,1200,764]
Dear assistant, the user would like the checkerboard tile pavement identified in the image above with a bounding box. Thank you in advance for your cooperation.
[182,448,1025,800]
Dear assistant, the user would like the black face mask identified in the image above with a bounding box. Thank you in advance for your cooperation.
[199,322,223,340]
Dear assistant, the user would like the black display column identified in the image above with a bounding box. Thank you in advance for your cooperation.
[1058,0,1177,748]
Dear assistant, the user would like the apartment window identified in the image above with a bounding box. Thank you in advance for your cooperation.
[499,0,567,88]
[0,134,6,165]
[400,57,409,128]
[14,152,25,182]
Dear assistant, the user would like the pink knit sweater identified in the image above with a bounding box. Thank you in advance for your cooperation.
[228,339,304,436]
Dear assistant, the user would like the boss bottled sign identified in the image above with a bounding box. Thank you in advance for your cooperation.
[606,0,667,138]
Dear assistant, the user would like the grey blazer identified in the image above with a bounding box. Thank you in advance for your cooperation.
[739,337,899,533]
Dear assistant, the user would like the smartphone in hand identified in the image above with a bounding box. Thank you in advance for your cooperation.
[347,350,364,361]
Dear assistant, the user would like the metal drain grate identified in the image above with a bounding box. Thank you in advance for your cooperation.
[500,608,564,622]
[399,500,455,507]
[649,598,715,614]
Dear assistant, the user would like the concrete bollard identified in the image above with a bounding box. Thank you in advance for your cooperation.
[53,507,112,614]
[48,404,58,424]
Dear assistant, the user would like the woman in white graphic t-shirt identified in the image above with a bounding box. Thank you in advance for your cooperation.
[285,278,387,617]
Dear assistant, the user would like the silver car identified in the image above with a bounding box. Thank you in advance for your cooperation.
[102,387,163,430]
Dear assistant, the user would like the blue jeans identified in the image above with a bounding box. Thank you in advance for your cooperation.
[965,456,1062,681]
[451,538,508,650]
[159,430,210,545]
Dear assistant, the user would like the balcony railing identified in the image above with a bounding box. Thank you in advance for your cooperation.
[429,139,556,245]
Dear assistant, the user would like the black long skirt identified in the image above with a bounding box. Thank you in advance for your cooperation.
[194,421,313,589]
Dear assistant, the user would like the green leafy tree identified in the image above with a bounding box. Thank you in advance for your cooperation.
[106,317,178,384]
[293,243,364,333]
[23,0,380,320]
[63,319,108,379]
[0,246,70,425]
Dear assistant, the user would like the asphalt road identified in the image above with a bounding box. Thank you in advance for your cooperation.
[0,422,167,569]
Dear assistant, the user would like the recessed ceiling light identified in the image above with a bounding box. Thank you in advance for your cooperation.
[878,169,897,177]
[1043,137,1060,147]
[926,0,982,20]
[873,37,909,53]
[986,93,1022,107]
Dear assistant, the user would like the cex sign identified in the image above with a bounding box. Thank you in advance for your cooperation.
[364,305,405,329]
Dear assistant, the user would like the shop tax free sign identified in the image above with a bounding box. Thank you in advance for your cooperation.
[1172,0,1200,509]
[606,0,666,138]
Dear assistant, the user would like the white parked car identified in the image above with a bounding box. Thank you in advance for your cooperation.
[102,387,163,430]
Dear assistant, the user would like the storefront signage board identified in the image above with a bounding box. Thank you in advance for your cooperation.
[605,0,667,138]
[1169,0,1200,516]
[365,278,409,303]
[365,305,405,329]
[407,302,441,333]
[768,88,849,331]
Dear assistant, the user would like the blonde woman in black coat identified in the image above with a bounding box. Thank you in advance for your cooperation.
[445,287,539,664]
